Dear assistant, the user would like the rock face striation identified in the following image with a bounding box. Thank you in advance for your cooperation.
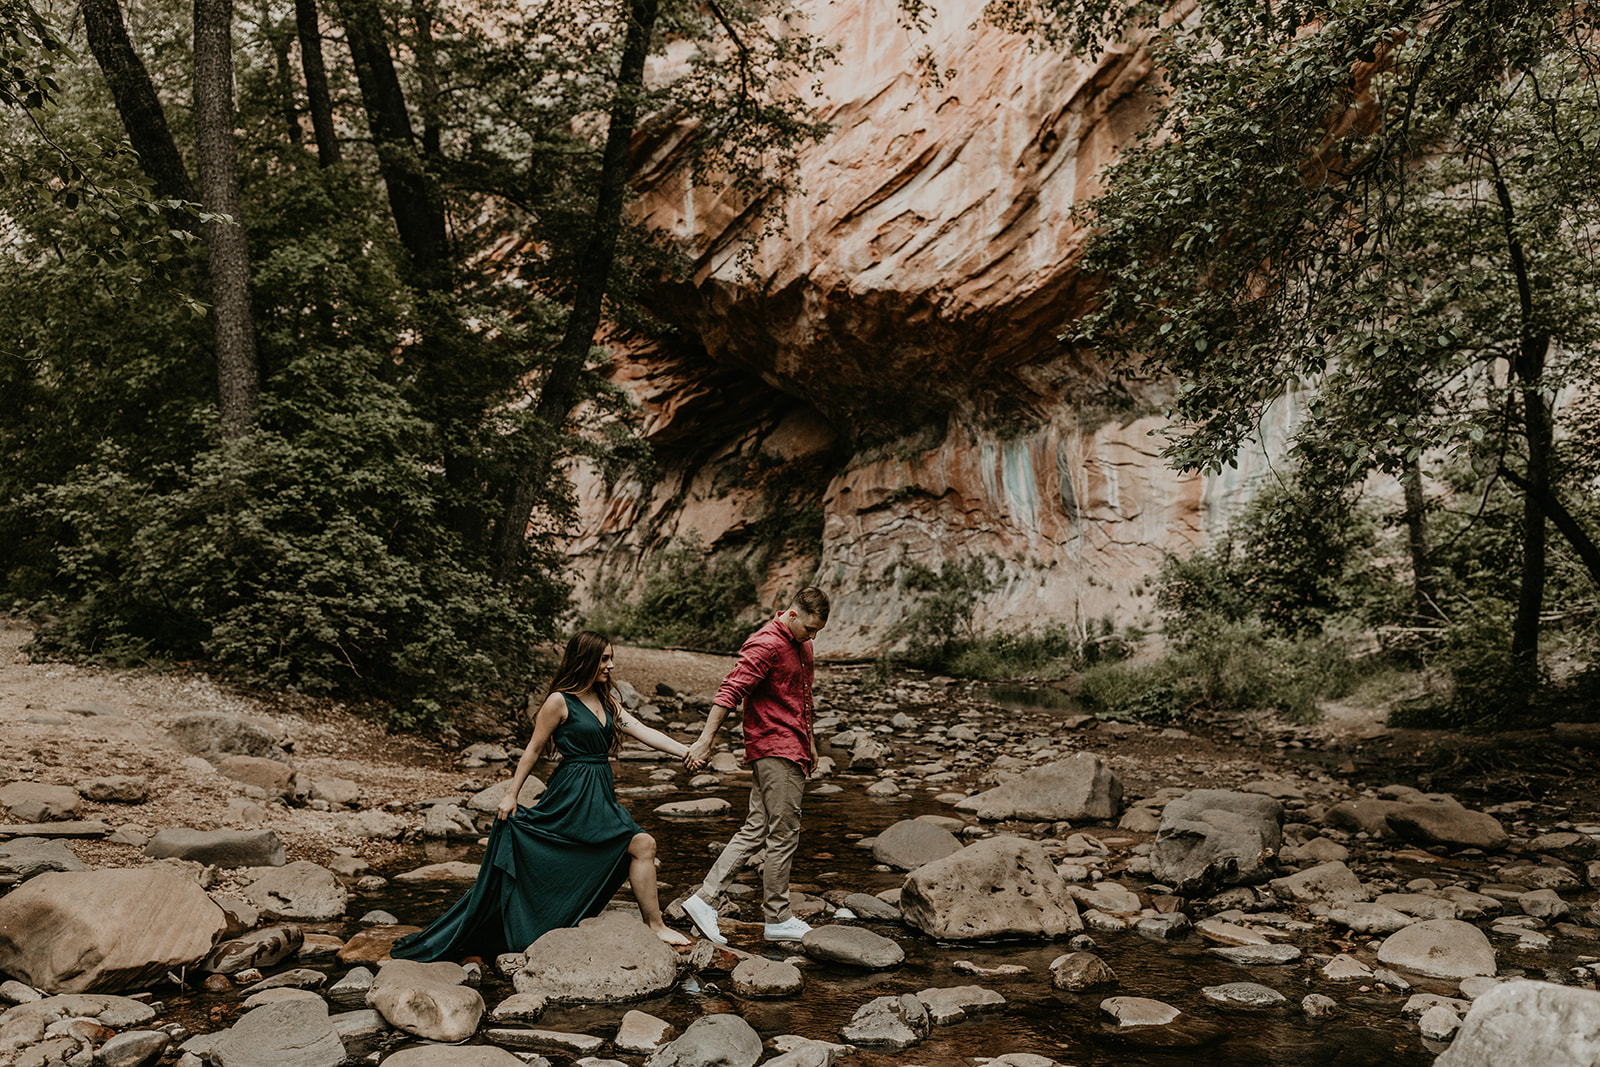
[558,0,1299,653]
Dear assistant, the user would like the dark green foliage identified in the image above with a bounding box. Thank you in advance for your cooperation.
[885,557,994,671]
[585,537,759,651]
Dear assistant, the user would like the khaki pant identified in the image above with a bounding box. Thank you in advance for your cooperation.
[695,756,805,923]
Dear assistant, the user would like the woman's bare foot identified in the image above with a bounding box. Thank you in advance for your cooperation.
[653,925,692,947]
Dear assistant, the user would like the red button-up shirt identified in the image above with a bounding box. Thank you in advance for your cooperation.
[714,615,815,773]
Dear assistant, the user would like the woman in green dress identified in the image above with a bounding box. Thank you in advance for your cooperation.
[392,632,693,961]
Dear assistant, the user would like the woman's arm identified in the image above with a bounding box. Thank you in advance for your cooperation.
[497,693,567,820]
[615,708,692,760]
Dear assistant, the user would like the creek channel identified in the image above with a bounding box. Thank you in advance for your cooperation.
[174,674,1596,1065]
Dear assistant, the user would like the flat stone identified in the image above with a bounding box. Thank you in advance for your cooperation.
[800,925,903,970]
[486,1028,604,1055]
[1208,944,1302,966]
[1202,982,1286,1007]
[840,993,932,1051]
[1377,919,1496,980]
[1100,996,1181,1026]
[915,985,1005,1025]
[731,957,804,997]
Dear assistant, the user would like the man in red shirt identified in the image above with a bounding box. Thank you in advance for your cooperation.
[681,587,829,943]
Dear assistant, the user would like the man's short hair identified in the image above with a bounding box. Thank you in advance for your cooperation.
[793,586,830,622]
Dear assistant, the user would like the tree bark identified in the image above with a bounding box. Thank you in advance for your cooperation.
[294,0,341,166]
[194,0,260,438]
[490,0,661,582]
[336,0,447,283]
[271,23,301,146]
[1401,459,1444,621]
[1499,466,1600,590]
[80,0,196,203]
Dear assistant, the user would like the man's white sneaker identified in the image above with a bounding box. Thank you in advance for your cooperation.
[682,895,727,945]
[763,917,813,941]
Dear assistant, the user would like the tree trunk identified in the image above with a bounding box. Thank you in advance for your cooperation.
[490,0,661,581]
[1401,459,1444,621]
[336,0,447,283]
[1500,466,1600,591]
[271,23,301,146]
[294,0,341,166]
[80,0,196,203]
[194,0,260,438]
[411,0,442,159]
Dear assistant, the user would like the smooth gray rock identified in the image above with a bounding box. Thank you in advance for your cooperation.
[1202,982,1287,1007]
[164,712,289,763]
[800,925,904,970]
[0,783,80,823]
[1152,790,1283,895]
[840,993,932,1051]
[1100,996,1181,1026]
[1208,944,1302,966]
[901,836,1082,941]
[327,967,375,1010]
[367,959,484,1043]
[144,828,286,868]
[1376,919,1496,980]
[210,998,344,1067]
[644,1014,763,1067]
[96,1029,170,1067]
[514,911,678,1003]
[243,861,348,920]
[731,957,804,997]
[613,1009,674,1053]
[841,893,901,922]
[870,819,962,870]
[914,985,1005,1024]
[1435,979,1600,1066]
[1385,796,1508,851]
[328,1008,389,1059]
[957,753,1122,822]
[0,837,87,880]
[1269,860,1368,906]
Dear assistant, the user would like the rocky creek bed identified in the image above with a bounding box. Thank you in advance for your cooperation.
[4,618,1600,1066]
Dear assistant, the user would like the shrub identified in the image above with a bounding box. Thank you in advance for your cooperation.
[584,537,760,651]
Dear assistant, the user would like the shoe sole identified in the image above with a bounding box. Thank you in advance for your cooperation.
[684,901,728,945]
[764,929,811,941]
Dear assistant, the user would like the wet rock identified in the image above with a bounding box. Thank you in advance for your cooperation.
[368,959,485,1043]
[96,1030,169,1067]
[841,892,901,922]
[1152,790,1283,895]
[392,861,480,883]
[957,753,1122,822]
[1320,955,1372,981]
[644,1013,762,1067]
[0,995,155,1053]
[423,803,477,838]
[75,776,147,804]
[1527,831,1597,860]
[1376,919,1496,980]
[487,1028,602,1055]
[145,829,286,868]
[870,819,962,870]
[1433,980,1600,1065]
[1194,918,1273,946]
[1050,952,1117,991]
[210,998,345,1067]
[1325,902,1413,934]
[1520,889,1570,920]
[1067,881,1141,915]
[1302,993,1339,1017]
[840,993,932,1050]
[1374,892,1458,920]
[0,783,80,822]
[1202,982,1286,1007]
[1419,1003,1462,1039]
[915,985,1005,1024]
[1269,860,1369,906]
[243,861,348,920]
[201,924,304,975]
[1208,944,1302,966]
[1403,992,1471,1017]
[1135,913,1192,941]
[653,798,733,817]
[0,869,225,993]
[1100,996,1181,1026]
[901,836,1081,940]
[327,967,375,1010]
[0,837,87,881]
[165,712,289,763]
[514,912,678,1003]
[614,1009,674,1053]
[1386,796,1509,851]
[848,737,893,771]
[380,1048,527,1067]
[338,926,421,963]
[800,925,903,969]
[953,960,1030,977]
[488,991,548,1023]
[732,957,804,996]
[328,1008,389,1059]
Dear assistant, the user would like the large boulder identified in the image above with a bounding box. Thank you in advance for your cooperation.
[900,836,1082,940]
[1376,919,1496,980]
[644,1013,763,1067]
[957,753,1122,822]
[1151,789,1283,895]
[164,712,289,763]
[871,819,962,870]
[1435,980,1600,1066]
[514,911,679,1003]
[0,783,81,822]
[1384,795,1508,851]
[144,828,286,868]
[209,997,345,1067]
[0,868,226,993]
[243,861,348,920]
[368,959,485,1043]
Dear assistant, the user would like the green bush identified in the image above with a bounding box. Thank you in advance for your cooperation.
[584,537,759,651]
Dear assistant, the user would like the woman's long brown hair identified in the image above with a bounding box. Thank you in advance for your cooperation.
[539,630,622,756]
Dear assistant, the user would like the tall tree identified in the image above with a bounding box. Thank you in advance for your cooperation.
[79,0,196,202]
[194,0,260,436]
[294,0,341,166]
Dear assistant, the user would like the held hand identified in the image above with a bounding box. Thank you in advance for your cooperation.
[686,737,712,769]
[496,792,517,821]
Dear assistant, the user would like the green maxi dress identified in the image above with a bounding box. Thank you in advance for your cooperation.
[391,692,641,961]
